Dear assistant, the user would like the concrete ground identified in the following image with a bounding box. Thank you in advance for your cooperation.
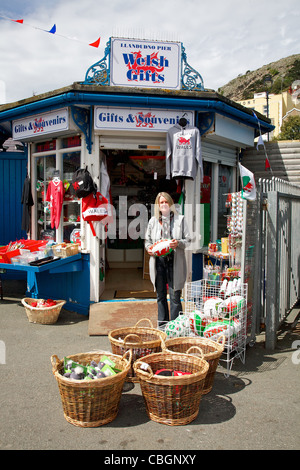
[0,280,299,451]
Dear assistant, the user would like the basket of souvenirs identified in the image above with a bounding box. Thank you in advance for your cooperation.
[21,298,66,324]
[133,351,209,426]
[51,350,132,427]
[108,318,167,382]
[52,243,80,258]
[163,335,225,394]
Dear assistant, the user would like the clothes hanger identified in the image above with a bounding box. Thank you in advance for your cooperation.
[52,170,60,185]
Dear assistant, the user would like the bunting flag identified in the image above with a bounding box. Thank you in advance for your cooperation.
[0,14,100,48]
[256,134,264,150]
[238,163,257,201]
[48,24,56,34]
[265,156,271,171]
[89,38,101,48]
[252,111,272,173]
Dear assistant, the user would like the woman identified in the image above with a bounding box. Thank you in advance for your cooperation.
[145,192,191,326]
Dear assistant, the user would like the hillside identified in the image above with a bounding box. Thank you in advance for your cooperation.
[218,54,300,101]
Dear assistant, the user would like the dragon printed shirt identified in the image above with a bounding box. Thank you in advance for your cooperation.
[166,124,203,181]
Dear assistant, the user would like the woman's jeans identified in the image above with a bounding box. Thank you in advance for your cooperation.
[155,256,182,325]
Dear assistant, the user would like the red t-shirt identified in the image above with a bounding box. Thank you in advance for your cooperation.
[46,180,65,229]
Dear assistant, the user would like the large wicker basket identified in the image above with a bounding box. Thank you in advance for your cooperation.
[51,350,132,427]
[108,318,167,382]
[163,336,225,394]
[21,298,66,324]
[133,351,209,426]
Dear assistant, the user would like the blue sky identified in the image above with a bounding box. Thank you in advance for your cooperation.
[0,0,299,103]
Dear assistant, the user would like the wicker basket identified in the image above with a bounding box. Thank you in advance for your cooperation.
[51,350,132,427]
[52,243,79,258]
[21,298,66,324]
[163,335,225,394]
[108,318,167,383]
[133,351,209,426]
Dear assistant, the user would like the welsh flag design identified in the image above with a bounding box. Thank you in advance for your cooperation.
[238,163,257,201]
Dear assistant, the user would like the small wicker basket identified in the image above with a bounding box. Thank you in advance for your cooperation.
[21,298,66,324]
[52,243,79,258]
[163,336,225,394]
[133,351,209,426]
[108,318,167,382]
[51,350,132,427]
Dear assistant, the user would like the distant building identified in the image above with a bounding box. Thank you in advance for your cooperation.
[238,89,300,140]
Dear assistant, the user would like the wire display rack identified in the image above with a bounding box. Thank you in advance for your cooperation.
[159,279,248,376]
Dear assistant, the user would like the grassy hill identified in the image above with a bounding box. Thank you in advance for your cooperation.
[218,54,300,101]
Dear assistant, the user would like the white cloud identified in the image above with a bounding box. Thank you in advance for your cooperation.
[0,0,299,103]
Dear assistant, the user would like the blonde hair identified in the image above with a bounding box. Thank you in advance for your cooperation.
[154,192,177,219]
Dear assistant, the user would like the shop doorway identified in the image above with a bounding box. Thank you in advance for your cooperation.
[100,149,179,300]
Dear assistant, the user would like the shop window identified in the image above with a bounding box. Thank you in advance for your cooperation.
[32,138,82,243]
[35,154,56,241]
[62,151,81,242]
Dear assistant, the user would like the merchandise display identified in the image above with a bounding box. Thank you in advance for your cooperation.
[21,298,66,324]
[34,141,81,243]
[196,187,249,374]
[160,278,248,375]
[52,242,80,258]
[62,355,122,380]
[133,351,209,426]
[30,298,57,308]
[0,239,47,264]
[227,191,244,266]
[202,318,241,342]
[51,351,132,427]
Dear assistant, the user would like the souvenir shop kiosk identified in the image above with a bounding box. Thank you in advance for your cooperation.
[0,38,273,314]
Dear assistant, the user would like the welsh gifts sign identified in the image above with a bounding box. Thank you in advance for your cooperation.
[110,38,181,90]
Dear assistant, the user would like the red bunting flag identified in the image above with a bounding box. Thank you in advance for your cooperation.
[265,157,271,171]
[89,38,100,48]
[12,19,24,23]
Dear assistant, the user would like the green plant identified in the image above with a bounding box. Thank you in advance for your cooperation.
[277,115,300,140]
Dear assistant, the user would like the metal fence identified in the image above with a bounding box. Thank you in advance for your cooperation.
[252,177,300,349]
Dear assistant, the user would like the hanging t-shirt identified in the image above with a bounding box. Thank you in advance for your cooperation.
[46,179,65,229]
[166,124,203,181]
